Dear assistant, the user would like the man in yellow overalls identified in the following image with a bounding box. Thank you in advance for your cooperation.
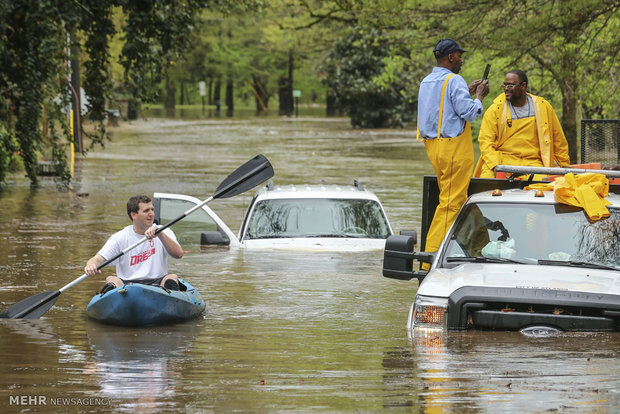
[418,39,489,257]
[474,70,570,178]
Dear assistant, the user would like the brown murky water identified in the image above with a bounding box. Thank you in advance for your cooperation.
[1,112,619,413]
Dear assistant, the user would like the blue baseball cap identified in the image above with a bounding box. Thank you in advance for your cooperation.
[433,38,467,58]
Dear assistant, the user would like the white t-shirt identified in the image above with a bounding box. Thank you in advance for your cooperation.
[98,225,179,281]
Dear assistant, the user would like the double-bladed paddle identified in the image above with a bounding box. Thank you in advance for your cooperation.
[0,154,274,319]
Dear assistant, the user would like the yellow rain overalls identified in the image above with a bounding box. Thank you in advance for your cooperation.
[473,93,570,178]
[421,74,474,253]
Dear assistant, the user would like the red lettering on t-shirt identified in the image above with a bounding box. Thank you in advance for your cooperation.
[129,247,157,266]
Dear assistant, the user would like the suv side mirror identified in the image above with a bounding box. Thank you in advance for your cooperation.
[382,232,434,282]
[200,227,230,246]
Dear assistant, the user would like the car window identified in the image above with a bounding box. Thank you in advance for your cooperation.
[244,198,391,239]
[444,203,620,269]
[158,198,220,246]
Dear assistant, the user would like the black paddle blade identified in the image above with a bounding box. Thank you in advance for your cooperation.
[213,154,274,199]
[0,290,60,319]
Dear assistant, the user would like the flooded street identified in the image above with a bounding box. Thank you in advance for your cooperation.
[0,114,619,413]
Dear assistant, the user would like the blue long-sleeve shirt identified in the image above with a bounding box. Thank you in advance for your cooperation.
[417,67,483,138]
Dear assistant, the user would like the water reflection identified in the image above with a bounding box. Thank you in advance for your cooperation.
[407,330,620,412]
[381,347,418,410]
[84,321,201,412]
[0,319,58,345]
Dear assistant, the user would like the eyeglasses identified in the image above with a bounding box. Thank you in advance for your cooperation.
[502,82,522,89]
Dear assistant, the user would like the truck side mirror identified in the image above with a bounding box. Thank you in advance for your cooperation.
[399,230,417,244]
[382,232,434,282]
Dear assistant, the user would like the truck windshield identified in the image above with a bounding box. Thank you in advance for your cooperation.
[244,198,391,239]
[444,203,620,270]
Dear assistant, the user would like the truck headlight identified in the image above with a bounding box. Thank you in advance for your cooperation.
[408,295,448,330]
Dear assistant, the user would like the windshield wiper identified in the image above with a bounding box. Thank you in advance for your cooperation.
[248,233,369,239]
[446,256,529,264]
[537,259,619,271]
[246,234,290,239]
[304,234,348,238]
[339,233,369,238]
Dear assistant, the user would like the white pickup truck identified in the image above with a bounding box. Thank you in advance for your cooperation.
[383,166,620,334]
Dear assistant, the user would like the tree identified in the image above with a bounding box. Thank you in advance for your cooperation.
[462,0,620,163]
[0,1,76,187]
[352,0,620,161]
[320,26,417,128]
[0,0,261,188]
[296,0,619,155]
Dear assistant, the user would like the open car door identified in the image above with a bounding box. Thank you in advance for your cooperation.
[153,192,239,248]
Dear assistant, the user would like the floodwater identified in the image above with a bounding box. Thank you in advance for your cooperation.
[0,111,619,413]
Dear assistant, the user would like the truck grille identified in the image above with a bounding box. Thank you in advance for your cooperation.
[447,286,620,331]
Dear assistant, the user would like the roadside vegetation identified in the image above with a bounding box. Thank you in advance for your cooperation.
[1,0,618,188]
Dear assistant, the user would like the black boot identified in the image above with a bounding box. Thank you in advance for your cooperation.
[163,279,179,291]
[100,282,117,295]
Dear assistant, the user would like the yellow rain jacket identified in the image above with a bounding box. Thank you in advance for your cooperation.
[527,173,611,221]
[473,93,570,177]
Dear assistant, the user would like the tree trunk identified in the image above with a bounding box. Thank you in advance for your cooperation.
[560,78,578,164]
[558,1,579,164]
[208,80,213,105]
[326,90,338,117]
[214,79,222,113]
[557,19,579,165]
[70,35,83,153]
[251,75,269,114]
[225,77,234,116]
[278,50,294,116]
[288,49,294,114]
[179,80,185,105]
[164,74,175,117]
[278,76,290,116]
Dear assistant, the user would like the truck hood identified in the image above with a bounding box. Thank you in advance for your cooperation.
[417,263,620,298]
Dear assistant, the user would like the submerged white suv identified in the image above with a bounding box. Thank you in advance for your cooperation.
[154,180,393,251]
[384,172,620,333]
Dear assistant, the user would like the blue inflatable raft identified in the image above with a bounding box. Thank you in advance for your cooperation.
[86,278,205,326]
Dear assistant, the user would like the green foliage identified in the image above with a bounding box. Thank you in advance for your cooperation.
[173,2,331,112]
[0,0,226,188]
[79,0,116,127]
[120,1,205,102]
[401,0,620,162]
[46,96,73,185]
[0,0,72,187]
[0,127,21,183]
[320,27,416,128]
[1,0,617,189]
[307,0,618,161]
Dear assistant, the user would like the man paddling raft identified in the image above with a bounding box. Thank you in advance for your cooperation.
[84,195,183,294]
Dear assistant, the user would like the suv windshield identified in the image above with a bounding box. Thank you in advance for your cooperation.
[444,202,620,270]
[244,198,391,239]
